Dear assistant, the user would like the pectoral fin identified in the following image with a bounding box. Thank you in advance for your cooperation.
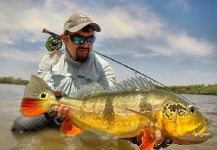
[125,108,157,123]
[60,116,82,136]
[139,127,156,150]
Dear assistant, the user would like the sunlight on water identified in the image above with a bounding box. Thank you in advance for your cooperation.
[0,84,216,150]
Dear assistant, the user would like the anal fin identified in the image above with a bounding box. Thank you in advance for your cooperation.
[60,116,82,136]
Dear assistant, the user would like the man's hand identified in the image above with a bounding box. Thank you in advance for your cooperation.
[53,104,69,121]
[54,88,62,99]
[153,137,173,150]
[127,129,172,149]
[47,89,70,122]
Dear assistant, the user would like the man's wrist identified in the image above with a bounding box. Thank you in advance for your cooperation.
[54,89,63,98]
[53,116,63,125]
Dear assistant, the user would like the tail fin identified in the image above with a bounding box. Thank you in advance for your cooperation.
[21,75,57,117]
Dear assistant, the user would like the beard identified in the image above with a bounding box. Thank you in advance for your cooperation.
[75,47,90,62]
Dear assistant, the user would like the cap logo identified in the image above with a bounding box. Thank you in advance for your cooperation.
[78,15,88,23]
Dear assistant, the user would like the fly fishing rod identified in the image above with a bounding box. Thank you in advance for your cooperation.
[42,28,183,96]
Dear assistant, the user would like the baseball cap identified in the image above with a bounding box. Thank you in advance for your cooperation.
[63,13,101,33]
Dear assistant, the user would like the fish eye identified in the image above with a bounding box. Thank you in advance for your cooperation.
[188,106,195,113]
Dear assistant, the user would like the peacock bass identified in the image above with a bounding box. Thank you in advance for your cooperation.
[21,75,212,150]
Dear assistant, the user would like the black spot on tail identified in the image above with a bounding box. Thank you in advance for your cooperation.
[40,93,47,99]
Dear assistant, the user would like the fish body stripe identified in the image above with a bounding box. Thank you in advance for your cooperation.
[139,96,152,113]
[103,95,115,123]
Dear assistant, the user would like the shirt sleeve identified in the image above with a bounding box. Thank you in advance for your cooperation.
[95,54,116,88]
[37,53,60,89]
[99,64,116,88]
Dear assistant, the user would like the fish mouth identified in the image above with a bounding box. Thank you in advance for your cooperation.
[174,132,213,145]
[195,122,207,135]
[195,119,211,135]
[174,120,213,145]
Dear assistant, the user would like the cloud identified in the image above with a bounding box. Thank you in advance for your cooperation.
[0,60,37,79]
[0,45,45,79]
[0,0,77,43]
[169,69,217,85]
[0,0,216,85]
[166,33,215,56]
[148,33,215,57]
[0,47,44,63]
[0,0,215,58]
[96,6,215,57]
[96,6,164,40]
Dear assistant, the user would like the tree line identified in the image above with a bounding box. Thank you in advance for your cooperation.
[0,76,217,95]
[0,77,28,85]
[168,84,217,95]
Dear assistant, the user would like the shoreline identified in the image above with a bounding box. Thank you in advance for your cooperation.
[0,77,28,85]
[1,83,216,95]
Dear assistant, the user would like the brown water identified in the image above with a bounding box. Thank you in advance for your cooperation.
[0,84,216,150]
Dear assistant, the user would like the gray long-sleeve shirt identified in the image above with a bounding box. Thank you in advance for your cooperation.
[38,50,116,97]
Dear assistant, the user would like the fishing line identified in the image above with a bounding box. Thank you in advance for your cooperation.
[94,51,170,89]
[93,50,192,102]
[42,28,191,102]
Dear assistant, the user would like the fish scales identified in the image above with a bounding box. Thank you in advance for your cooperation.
[59,91,160,137]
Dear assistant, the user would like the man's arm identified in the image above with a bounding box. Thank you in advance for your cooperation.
[37,52,60,89]
[37,52,66,125]
[99,64,116,87]
[94,54,116,88]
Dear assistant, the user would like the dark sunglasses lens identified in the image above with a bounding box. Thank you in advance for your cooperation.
[70,35,96,45]
[87,36,96,45]
[71,36,84,45]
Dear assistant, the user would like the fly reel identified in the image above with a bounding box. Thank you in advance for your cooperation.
[45,35,62,51]
[43,28,62,51]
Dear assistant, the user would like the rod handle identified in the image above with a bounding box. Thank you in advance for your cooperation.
[42,28,60,37]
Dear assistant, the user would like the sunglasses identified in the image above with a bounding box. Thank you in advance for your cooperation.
[68,34,96,45]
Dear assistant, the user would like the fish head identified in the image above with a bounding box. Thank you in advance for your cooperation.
[160,91,212,144]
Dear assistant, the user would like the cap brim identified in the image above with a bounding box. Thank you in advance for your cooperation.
[67,22,101,33]
[89,23,101,32]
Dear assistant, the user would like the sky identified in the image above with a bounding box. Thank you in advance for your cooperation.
[0,0,216,86]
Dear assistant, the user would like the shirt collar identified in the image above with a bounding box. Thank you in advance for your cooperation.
[64,48,93,67]
[64,48,81,66]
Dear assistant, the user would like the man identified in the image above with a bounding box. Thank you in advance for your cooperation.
[12,13,171,149]
[37,13,117,125]
[12,13,116,131]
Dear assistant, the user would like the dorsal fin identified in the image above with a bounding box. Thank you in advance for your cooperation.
[24,75,54,99]
[70,82,105,98]
[110,76,154,92]
[70,76,154,99]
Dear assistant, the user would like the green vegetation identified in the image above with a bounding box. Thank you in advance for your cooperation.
[168,84,217,95]
[0,76,217,95]
[0,77,28,85]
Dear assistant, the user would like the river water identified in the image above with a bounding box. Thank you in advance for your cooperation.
[0,84,216,150]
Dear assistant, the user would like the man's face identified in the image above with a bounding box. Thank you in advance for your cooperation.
[65,27,94,62]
